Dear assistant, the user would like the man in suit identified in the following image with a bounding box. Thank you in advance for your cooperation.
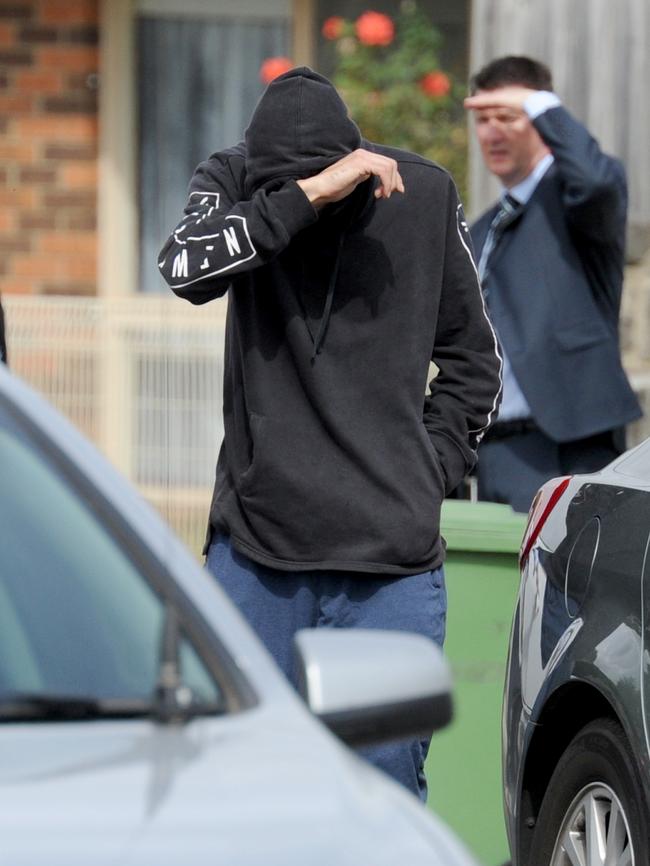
[464,55,642,512]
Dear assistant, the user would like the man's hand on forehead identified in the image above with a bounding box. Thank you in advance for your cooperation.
[464,85,537,115]
[297,148,404,211]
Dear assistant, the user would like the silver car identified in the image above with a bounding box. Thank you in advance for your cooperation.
[0,366,477,866]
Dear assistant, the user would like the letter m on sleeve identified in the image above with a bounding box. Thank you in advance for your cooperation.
[172,249,189,279]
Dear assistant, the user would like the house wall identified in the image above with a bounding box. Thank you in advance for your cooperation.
[0,0,100,297]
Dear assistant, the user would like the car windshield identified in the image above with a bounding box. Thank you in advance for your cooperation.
[0,417,222,717]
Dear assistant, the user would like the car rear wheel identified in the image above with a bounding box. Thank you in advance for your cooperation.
[528,718,648,866]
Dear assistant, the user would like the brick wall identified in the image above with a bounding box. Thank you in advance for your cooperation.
[0,0,99,297]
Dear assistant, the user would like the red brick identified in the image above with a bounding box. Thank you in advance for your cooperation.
[66,255,96,281]
[0,235,31,253]
[19,165,58,183]
[0,141,36,162]
[65,70,98,91]
[67,211,96,230]
[20,24,58,43]
[43,189,95,208]
[0,211,15,231]
[0,4,33,21]
[0,92,33,112]
[61,162,96,187]
[17,250,96,281]
[43,141,96,160]
[39,231,96,255]
[64,24,98,44]
[0,22,14,45]
[41,2,98,26]
[12,254,60,279]
[14,68,63,93]
[0,47,33,65]
[17,113,97,139]
[42,280,96,296]
[0,279,36,296]
[38,45,97,71]
[42,91,96,113]
[0,187,37,208]
[19,211,57,230]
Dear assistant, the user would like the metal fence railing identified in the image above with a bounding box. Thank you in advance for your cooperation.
[4,294,228,556]
[5,292,650,556]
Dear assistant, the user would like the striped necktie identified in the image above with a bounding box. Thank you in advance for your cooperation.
[477,193,521,284]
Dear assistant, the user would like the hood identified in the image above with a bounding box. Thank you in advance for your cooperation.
[244,67,362,196]
[0,717,477,866]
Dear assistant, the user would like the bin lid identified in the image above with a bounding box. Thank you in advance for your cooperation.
[441,500,527,554]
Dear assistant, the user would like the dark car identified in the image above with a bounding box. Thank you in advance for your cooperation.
[503,441,650,866]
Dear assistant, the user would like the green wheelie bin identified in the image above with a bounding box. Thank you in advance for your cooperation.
[425,499,527,865]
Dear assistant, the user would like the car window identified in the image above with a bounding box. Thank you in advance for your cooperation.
[0,419,221,707]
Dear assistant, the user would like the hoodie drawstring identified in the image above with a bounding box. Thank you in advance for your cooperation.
[311,232,345,363]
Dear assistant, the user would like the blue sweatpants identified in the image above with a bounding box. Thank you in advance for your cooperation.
[205,533,447,801]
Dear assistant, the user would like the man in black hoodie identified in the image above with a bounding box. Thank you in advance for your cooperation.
[159,68,501,800]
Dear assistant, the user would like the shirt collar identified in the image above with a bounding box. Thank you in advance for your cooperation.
[504,153,554,205]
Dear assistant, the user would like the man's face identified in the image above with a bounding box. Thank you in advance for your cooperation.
[472,87,548,187]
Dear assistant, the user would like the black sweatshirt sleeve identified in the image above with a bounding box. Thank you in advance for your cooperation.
[423,180,502,493]
[158,153,319,304]
[532,105,627,244]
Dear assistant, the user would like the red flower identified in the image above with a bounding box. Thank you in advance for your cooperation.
[322,16,345,40]
[259,56,293,85]
[355,11,394,46]
[420,71,451,98]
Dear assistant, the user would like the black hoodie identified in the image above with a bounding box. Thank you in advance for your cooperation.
[159,68,502,575]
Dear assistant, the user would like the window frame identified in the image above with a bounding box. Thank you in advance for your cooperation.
[98,0,315,297]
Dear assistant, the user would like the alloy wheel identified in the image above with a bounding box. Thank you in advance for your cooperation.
[549,782,633,866]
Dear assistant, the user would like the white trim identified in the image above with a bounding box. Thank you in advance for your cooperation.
[455,203,503,441]
[98,0,137,297]
[137,0,290,20]
[189,191,221,207]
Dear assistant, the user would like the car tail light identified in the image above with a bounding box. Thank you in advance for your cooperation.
[519,476,572,569]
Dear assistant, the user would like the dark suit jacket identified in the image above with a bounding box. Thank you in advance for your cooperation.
[471,105,641,443]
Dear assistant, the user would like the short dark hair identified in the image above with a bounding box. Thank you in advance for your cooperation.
[469,55,553,94]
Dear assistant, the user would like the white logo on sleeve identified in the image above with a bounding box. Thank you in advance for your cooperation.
[169,214,257,287]
[189,191,221,208]
[223,226,241,257]
[172,249,189,279]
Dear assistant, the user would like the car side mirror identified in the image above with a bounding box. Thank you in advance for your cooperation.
[293,628,453,747]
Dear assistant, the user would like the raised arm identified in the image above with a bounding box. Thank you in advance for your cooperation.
[158,149,319,304]
[464,86,627,242]
[159,147,405,304]
[531,100,627,242]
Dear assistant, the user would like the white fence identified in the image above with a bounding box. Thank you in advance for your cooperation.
[4,294,227,556]
[5,293,650,557]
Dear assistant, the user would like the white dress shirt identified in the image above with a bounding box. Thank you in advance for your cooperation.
[493,93,557,422]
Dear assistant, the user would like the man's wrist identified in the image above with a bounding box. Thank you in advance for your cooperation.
[524,90,561,119]
[296,177,326,210]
